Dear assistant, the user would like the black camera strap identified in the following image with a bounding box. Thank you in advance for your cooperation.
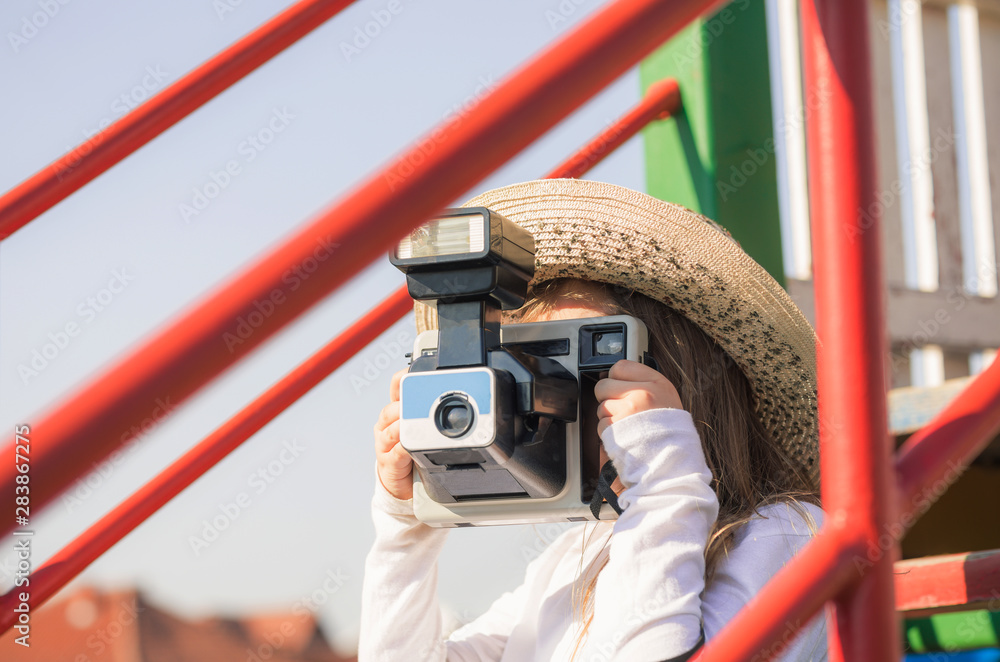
[589,460,624,519]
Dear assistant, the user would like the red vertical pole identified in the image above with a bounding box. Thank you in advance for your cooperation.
[800,0,900,660]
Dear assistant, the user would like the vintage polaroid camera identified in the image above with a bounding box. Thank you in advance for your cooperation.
[389,207,651,526]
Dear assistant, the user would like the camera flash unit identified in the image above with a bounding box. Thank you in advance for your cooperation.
[395,212,486,260]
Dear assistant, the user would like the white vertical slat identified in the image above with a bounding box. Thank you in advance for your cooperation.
[889,0,940,292]
[765,0,812,281]
[949,3,998,298]
[911,345,946,387]
[970,348,997,376]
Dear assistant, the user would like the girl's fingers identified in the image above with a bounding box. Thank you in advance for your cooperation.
[390,368,406,402]
[594,377,648,402]
[373,401,400,433]
[374,419,400,454]
[595,361,669,400]
[608,359,661,382]
[377,452,412,488]
[595,361,682,410]
[376,368,414,500]
[386,438,411,468]
[378,432,410,472]
[596,396,643,424]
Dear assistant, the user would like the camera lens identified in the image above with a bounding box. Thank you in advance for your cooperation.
[435,394,475,438]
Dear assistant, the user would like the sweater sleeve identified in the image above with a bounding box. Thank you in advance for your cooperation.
[358,472,529,662]
[580,408,719,662]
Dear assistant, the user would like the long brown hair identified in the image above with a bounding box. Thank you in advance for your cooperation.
[509,279,820,652]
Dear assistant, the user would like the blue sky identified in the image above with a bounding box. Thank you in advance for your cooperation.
[0,0,647,652]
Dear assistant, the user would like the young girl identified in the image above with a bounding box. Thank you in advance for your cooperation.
[360,179,826,661]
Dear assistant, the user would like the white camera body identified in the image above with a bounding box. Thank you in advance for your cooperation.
[402,314,649,527]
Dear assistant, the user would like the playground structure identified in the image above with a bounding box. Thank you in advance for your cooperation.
[1,0,999,659]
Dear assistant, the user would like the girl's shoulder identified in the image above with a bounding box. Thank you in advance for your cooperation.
[722,500,825,573]
[704,502,829,658]
[743,500,825,539]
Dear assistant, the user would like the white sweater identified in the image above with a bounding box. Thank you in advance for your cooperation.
[360,408,827,662]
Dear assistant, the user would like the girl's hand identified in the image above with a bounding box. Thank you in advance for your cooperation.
[374,368,414,500]
[594,359,683,438]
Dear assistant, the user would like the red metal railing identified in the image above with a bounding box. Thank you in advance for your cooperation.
[0,0,727,528]
[0,288,413,629]
[896,359,1000,523]
[0,78,682,630]
[894,550,1000,614]
[4,0,1000,659]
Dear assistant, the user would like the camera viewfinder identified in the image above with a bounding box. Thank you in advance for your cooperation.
[579,324,628,368]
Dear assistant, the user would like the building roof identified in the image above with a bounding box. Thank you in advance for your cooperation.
[0,586,356,662]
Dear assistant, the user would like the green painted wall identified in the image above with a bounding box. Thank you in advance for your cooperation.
[905,610,1000,652]
[640,0,785,285]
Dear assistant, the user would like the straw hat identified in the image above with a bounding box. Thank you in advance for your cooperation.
[413,179,819,485]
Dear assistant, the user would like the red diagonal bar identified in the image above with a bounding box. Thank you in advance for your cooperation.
[0,286,413,633]
[545,78,680,179]
[801,0,899,660]
[0,0,355,241]
[895,357,1000,527]
[0,83,657,631]
[2,0,726,530]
